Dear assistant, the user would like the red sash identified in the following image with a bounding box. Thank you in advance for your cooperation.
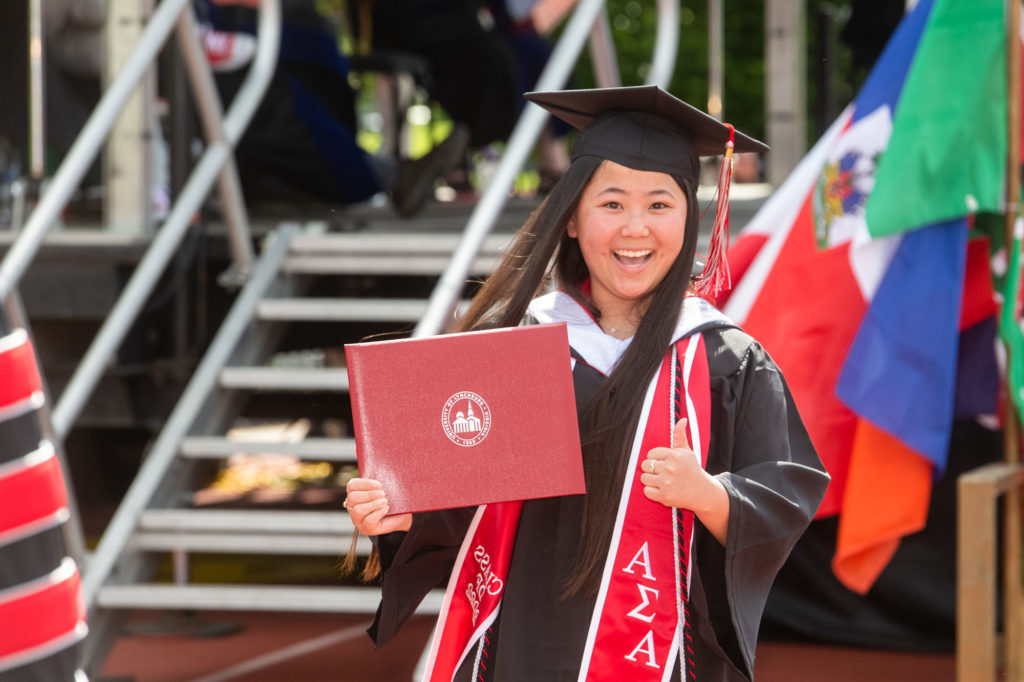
[420,501,523,680]
[422,334,711,682]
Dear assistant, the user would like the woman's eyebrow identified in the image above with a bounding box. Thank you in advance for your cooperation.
[594,186,677,197]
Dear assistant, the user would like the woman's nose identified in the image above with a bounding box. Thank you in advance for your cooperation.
[621,211,649,236]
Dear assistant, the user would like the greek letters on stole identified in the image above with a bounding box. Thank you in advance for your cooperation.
[420,333,711,682]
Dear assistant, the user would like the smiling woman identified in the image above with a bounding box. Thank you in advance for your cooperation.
[344,85,829,682]
[568,161,689,338]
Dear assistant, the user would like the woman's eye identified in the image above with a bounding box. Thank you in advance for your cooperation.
[650,202,670,210]
[602,201,621,209]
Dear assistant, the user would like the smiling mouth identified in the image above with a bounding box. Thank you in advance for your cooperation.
[614,249,653,267]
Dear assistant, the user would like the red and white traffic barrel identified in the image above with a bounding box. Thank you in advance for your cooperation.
[0,327,87,680]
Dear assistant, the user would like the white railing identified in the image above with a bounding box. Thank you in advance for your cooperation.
[0,0,280,568]
[0,0,281,442]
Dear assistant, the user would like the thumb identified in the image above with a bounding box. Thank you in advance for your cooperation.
[673,418,691,450]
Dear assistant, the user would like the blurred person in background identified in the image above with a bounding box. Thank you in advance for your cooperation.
[201,0,469,217]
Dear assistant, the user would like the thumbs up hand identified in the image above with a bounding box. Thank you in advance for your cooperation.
[639,418,730,545]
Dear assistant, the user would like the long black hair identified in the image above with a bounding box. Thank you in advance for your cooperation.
[460,155,701,596]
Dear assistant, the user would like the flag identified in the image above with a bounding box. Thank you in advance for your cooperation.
[721,0,1006,594]
[1001,218,1024,426]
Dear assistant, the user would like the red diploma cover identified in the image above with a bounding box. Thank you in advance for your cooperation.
[345,323,585,514]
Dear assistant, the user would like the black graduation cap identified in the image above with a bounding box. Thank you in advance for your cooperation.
[524,85,768,299]
[524,85,768,184]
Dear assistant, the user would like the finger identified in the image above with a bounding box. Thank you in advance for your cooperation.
[643,485,661,501]
[639,472,653,486]
[347,489,385,508]
[673,418,691,450]
[378,513,413,534]
[346,478,383,493]
[351,496,388,523]
[345,496,379,518]
[642,456,666,477]
[362,502,391,531]
[646,448,670,463]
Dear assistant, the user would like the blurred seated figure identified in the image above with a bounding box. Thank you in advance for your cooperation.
[43,0,105,78]
[732,152,763,184]
[488,0,573,193]
[200,0,468,217]
[362,0,519,193]
[367,0,520,153]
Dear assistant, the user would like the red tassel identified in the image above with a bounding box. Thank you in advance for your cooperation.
[694,124,735,300]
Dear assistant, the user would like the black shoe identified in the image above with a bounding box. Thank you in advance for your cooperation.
[391,124,470,218]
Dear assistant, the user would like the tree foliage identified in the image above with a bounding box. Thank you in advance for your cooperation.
[570,0,855,148]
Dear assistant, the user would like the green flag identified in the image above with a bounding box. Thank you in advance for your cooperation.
[1000,222,1024,425]
[865,0,1006,238]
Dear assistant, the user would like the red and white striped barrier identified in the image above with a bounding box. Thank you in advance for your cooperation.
[0,327,87,678]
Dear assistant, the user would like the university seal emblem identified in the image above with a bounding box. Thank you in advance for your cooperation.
[442,392,492,447]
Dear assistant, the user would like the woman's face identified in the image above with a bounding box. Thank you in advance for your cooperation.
[568,160,688,317]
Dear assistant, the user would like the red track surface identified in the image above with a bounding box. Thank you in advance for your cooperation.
[101,611,955,682]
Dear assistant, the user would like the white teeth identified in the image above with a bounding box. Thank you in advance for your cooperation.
[615,249,652,258]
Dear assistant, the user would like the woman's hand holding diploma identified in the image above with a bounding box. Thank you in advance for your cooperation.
[640,418,730,546]
[345,478,413,535]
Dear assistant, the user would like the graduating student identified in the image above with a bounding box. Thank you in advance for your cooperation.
[344,85,830,681]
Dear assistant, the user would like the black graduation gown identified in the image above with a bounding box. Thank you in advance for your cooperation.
[368,324,829,681]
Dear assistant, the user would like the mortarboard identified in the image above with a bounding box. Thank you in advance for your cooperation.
[524,85,769,299]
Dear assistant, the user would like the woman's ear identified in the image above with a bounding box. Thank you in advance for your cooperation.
[567,216,578,239]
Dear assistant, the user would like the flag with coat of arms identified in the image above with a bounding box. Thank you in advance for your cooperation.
[719,0,1008,594]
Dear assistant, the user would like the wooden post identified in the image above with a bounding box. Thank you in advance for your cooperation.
[959,467,999,681]
[1006,0,1021,256]
[1007,473,1023,680]
[1005,1,1023,679]
[958,463,1024,682]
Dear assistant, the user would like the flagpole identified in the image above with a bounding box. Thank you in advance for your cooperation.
[1004,1,1023,679]
[1007,2,1020,253]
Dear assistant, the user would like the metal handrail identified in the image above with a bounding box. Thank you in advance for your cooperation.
[413,0,680,337]
[588,7,621,89]
[4,0,181,299]
[0,0,280,441]
[80,225,298,610]
[176,6,255,282]
[51,1,280,440]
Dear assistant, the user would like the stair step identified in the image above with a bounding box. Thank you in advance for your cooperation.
[134,510,361,555]
[283,254,500,276]
[257,297,427,322]
[131,531,364,555]
[139,509,350,533]
[257,297,472,322]
[289,232,511,255]
[97,584,444,614]
[284,232,510,275]
[219,367,349,392]
[180,437,356,461]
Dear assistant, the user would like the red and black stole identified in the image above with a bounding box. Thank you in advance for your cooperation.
[421,294,718,681]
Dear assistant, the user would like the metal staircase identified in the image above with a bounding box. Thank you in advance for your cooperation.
[82,224,512,622]
[16,0,685,673]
